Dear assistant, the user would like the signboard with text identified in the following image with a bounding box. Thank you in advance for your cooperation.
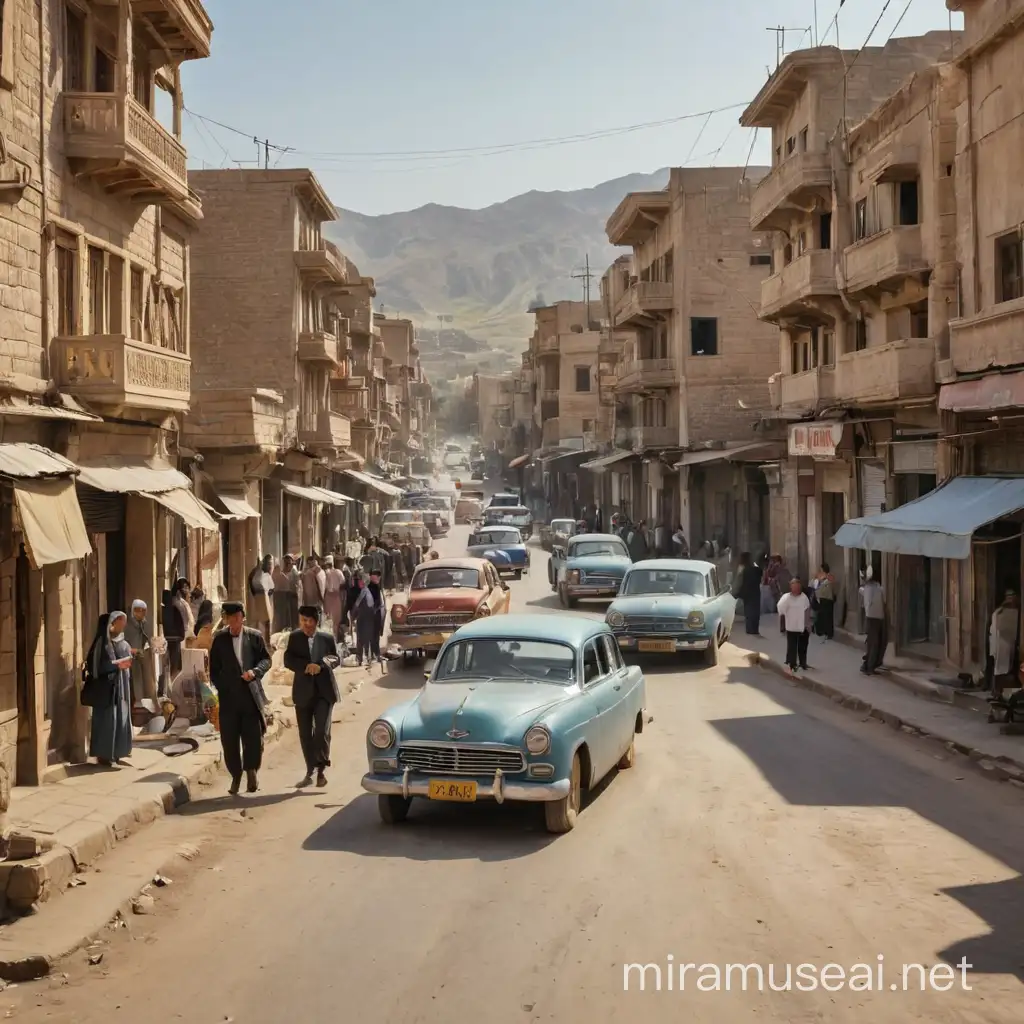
[788,422,844,459]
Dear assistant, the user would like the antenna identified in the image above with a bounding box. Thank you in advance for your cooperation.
[766,25,813,67]
[571,254,595,325]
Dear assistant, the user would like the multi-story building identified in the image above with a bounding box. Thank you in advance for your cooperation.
[0,0,214,798]
[379,315,430,474]
[741,32,960,637]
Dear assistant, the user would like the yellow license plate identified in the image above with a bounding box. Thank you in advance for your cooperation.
[428,779,478,802]
[639,639,676,653]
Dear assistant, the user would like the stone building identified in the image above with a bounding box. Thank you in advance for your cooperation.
[0,0,215,810]
[379,315,431,475]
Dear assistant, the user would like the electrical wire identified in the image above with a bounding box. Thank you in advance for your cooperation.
[846,0,894,76]
[820,0,850,47]
[884,0,917,43]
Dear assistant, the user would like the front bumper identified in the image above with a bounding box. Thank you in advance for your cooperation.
[361,770,570,803]
[568,584,621,598]
[388,629,455,652]
[615,633,711,651]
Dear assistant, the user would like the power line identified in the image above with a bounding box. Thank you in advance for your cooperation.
[846,0,894,76]
[683,111,713,166]
[820,0,850,47]
[884,0,917,43]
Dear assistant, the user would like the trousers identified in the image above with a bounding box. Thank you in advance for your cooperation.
[743,601,761,635]
[355,614,380,663]
[296,698,333,771]
[785,630,809,669]
[864,617,886,673]
[815,598,835,639]
[219,702,264,777]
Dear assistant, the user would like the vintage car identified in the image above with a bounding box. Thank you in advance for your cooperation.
[550,533,632,607]
[454,496,485,525]
[466,526,530,579]
[541,517,579,555]
[605,558,736,666]
[381,521,432,550]
[483,503,533,537]
[361,614,647,833]
[388,557,510,658]
[485,492,522,510]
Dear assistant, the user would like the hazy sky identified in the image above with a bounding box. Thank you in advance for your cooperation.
[181,1,962,216]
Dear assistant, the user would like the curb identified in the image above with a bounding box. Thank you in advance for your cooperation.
[747,651,1024,788]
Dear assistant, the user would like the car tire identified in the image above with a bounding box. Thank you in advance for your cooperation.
[378,795,411,824]
[617,738,636,770]
[703,630,720,667]
[514,569,523,581]
[545,753,581,833]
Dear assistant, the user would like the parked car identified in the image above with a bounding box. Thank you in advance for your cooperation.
[605,559,736,667]
[466,526,530,579]
[482,504,533,537]
[361,614,647,833]
[454,496,485,524]
[485,492,522,510]
[550,533,632,608]
[541,517,578,554]
[388,558,510,659]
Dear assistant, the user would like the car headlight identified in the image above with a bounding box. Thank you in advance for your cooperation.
[475,603,491,618]
[391,604,407,622]
[607,610,625,628]
[368,720,395,749]
[568,569,581,584]
[687,610,705,628]
[524,725,551,755]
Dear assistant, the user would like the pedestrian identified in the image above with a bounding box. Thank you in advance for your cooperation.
[208,601,272,795]
[360,539,387,579]
[859,569,886,675]
[123,599,152,706]
[989,589,1020,697]
[627,520,649,561]
[188,598,216,651]
[162,577,192,678]
[777,577,812,675]
[813,563,837,639]
[381,540,396,593]
[284,605,342,788]
[734,552,763,635]
[82,611,134,767]
[246,556,274,643]
[389,542,406,591]
[427,549,440,561]
[300,554,326,614]
[672,524,689,557]
[322,555,346,642]
[272,554,301,633]
[352,569,386,667]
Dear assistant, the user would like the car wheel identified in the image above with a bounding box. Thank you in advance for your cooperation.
[545,753,581,833]
[558,583,568,607]
[514,569,523,581]
[378,795,411,824]
[617,738,636,770]
[703,630,720,667]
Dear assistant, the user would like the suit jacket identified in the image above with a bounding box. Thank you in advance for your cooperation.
[283,629,341,708]
[209,627,272,721]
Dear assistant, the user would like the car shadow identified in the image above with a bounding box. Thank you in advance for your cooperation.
[372,663,428,690]
[625,652,713,676]
[302,792,558,860]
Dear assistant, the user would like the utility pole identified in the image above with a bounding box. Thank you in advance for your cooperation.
[766,25,812,68]
[571,254,595,326]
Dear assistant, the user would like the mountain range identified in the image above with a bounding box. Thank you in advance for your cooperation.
[324,169,670,355]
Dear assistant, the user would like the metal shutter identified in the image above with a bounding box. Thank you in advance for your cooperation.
[76,484,126,534]
[892,441,937,475]
[860,461,886,517]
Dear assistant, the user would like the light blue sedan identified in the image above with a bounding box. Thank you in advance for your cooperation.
[361,615,647,833]
[605,559,737,666]
[550,533,632,607]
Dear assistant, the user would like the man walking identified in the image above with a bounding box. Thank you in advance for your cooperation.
[734,552,763,635]
[209,601,272,795]
[300,554,326,615]
[777,577,811,675]
[352,568,387,667]
[860,569,887,675]
[284,605,342,788]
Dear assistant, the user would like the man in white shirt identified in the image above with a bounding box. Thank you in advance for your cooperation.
[776,577,811,674]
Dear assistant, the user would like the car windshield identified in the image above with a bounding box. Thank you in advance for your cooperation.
[489,496,519,507]
[475,530,519,545]
[411,568,480,590]
[434,639,576,684]
[551,520,574,533]
[622,568,705,597]
[488,506,529,517]
[571,540,627,558]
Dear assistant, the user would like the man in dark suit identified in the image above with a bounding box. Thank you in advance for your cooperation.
[209,601,272,795]
[284,605,342,788]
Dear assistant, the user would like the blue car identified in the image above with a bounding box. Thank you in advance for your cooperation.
[361,615,647,833]
[605,558,737,667]
[550,533,632,608]
[466,526,530,579]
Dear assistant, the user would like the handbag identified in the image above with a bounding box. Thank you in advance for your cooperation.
[80,663,116,707]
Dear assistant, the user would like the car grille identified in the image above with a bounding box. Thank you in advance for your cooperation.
[580,574,622,587]
[405,612,474,627]
[397,743,526,775]
[621,615,689,632]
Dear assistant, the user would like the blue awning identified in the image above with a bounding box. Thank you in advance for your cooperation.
[834,476,1024,559]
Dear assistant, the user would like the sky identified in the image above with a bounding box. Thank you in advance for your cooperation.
[180,0,963,216]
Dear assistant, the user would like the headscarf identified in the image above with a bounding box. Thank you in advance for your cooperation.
[108,611,127,640]
[132,599,147,614]
[173,577,190,597]
[86,613,113,680]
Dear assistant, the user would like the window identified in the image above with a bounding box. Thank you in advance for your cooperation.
[65,5,85,91]
[95,48,115,93]
[690,317,718,356]
[910,302,928,339]
[749,253,772,267]
[855,199,867,241]
[796,231,807,257]
[582,418,594,434]
[574,365,591,392]
[799,127,809,152]
[996,233,1023,303]
[819,212,832,250]
[130,267,144,339]
[56,243,76,337]
[822,330,835,367]
[898,180,919,226]
[786,136,796,155]
[87,246,105,334]
[601,634,623,671]
[854,317,868,352]
[582,639,604,685]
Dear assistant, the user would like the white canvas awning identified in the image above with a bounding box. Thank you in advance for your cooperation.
[144,488,220,531]
[13,479,92,567]
[343,469,404,497]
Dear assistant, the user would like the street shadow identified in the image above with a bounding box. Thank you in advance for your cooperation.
[625,653,713,677]
[302,792,557,860]
[373,664,428,691]
[175,791,312,816]
[61,762,123,778]
[710,660,1024,981]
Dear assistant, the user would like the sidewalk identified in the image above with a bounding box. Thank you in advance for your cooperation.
[728,616,1024,786]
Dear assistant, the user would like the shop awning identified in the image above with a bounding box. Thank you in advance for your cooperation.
[343,468,404,497]
[834,476,1024,559]
[307,485,351,506]
[541,450,592,467]
[674,440,785,467]
[580,449,635,472]
[508,453,531,469]
[282,482,330,504]
[13,479,92,567]
[76,460,191,494]
[0,443,80,478]
[144,488,220,531]
[213,492,260,520]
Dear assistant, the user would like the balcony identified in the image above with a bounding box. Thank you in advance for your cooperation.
[183,388,285,450]
[342,304,373,335]
[628,424,679,450]
[760,250,838,322]
[330,386,370,422]
[773,366,836,414]
[835,339,936,405]
[613,281,674,328]
[615,358,678,394]
[536,334,559,356]
[297,330,343,367]
[133,0,213,60]
[843,226,927,296]
[53,334,190,412]
[749,152,832,231]
[606,190,672,246]
[63,93,199,220]
[298,409,351,453]
[294,244,347,285]
[949,296,1024,375]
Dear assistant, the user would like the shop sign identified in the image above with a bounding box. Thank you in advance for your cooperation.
[788,422,843,459]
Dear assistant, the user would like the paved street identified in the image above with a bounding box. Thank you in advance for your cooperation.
[11,525,1024,1022]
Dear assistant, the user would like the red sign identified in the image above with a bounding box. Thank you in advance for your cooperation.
[789,422,843,459]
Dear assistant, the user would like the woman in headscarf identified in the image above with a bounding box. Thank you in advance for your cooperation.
[84,612,133,766]
[188,599,216,651]
[162,578,192,677]
[123,599,152,707]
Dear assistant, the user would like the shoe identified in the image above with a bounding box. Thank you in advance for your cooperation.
[246,770,259,793]
[297,774,314,788]
[316,770,327,788]
[800,664,809,671]
[228,774,242,795]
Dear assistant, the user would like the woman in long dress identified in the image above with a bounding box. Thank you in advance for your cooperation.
[86,611,133,766]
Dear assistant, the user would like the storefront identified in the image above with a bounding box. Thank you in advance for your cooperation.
[579,449,636,524]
